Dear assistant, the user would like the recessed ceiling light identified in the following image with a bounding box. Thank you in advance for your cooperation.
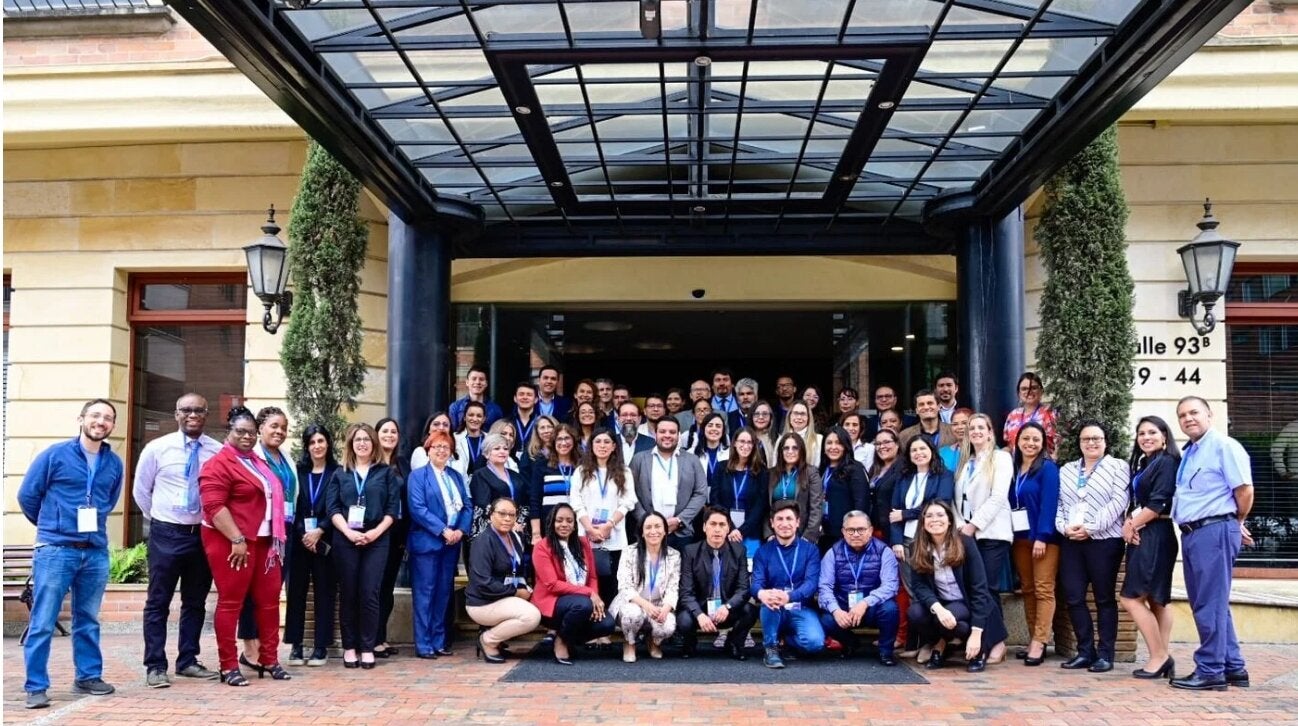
[584,321,633,332]
[877,100,896,110]
[550,180,565,187]
[839,174,855,182]
[890,345,904,352]
[694,56,712,67]
[514,105,532,115]
[905,333,916,340]
[564,344,603,355]
[635,342,674,351]
[692,205,706,213]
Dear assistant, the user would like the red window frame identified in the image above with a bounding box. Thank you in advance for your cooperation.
[1225,262,1298,325]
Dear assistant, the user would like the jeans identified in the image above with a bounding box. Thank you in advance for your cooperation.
[818,599,900,655]
[758,603,825,653]
[24,545,109,693]
[142,522,213,673]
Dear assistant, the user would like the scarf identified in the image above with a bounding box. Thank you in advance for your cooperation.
[226,443,287,571]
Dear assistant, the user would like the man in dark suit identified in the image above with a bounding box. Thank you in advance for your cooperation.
[727,378,759,435]
[865,384,919,440]
[616,401,655,464]
[630,417,707,550]
[535,364,571,422]
[676,506,759,660]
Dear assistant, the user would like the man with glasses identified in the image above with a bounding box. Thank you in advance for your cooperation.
[132,393,223,688]
[19,400,125,709]
[677,380,712,431]
[636,393,669,438]
[866,385,918,440]
[773,375,797,435]
[817,511,900,665]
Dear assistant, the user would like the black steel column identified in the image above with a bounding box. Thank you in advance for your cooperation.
[387,212,450,460]
[957,206,1025,433]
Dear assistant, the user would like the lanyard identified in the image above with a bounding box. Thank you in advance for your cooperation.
[907,472,928,509]
[1078,460,1098,491]
[494,466,515,500]
[497,531,520,576]
[822,466,835,494]
[965,457,978,483]
[654,452,675,479]
[596,467,609,499]
[706,449,719,478]
[1024,406,1042,424]
[647,554,663,593]
[467,435,482,462]
[307,471,324,509]
[1131,467,1146,501]
[777,471,797,500]
[732,472,749,507]
[352,469,368,505]
[1014,470,1029,506]
[777,542,801,587]
[559,463,573,489]
[847,546,867,590]
[436,467,461,507]
[83,447,101,505]
[515,415,536,445]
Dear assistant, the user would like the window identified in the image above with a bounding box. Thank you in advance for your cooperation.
[3,274,11,440]
[126,274,247,544]
[1226,263,1298,569]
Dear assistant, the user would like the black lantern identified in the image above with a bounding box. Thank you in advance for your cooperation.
[1176,199,1239,336]
[244,205,293,334]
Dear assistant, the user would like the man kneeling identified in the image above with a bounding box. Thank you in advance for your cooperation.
[676,506,759,660]
[751,501,825,668]
[817,511,900,666]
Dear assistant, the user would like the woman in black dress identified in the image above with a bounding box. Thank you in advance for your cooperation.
[1120,415,1181,681]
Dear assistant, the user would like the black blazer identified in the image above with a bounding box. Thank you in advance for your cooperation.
[466,528,530,607]
[822,460,869,538]
[889,469,956,544]
[1131,452,1177,516]
[325,463,401,531]
[679,539,751,618]
[470,466,530,521]
[907,534,1008,645]
[294,462,337,539]
[869,463,904,543]
[708,467,767,541]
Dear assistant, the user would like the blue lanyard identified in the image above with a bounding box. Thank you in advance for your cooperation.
[732,472,749,507]
[1024,406,1043,424]
[734,410,747,428]
[965,457,977,482]
[467,435,482,462]
[497,531,520,576]
[776,471,797,500]
[706,449,719,478]
[822,466,835,494]
[515,415,536,445]
[847,546,866,590]
[559,463,574,490]
[1014,471,1029,507]
[307,472,324,509]
[1131,468,1146,501]
[352,470,367,505]
[596,467,608,499]
[436,468,461,507]
[494,466,515,500]
[1078,460,1098,491]
[777,542,800,587]
[654,453,674,479]
[647,554,662,593]
[84,447,101,505]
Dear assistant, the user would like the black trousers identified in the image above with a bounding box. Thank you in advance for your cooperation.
[543,594,616,647]
[376,519,408,646]
[595,549,622,608]
[675,600,759,647]
[1059,537,1124,661]
[283,536,336,649]
[908,599,975,652]
[333,534,390,652]
[142,521,213,673]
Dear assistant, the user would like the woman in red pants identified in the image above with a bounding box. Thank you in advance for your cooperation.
[199,406,291,686]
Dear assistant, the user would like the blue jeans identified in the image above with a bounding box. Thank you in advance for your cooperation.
[818,598,900,655]
[758,603,825,653]
[24,545,110,693]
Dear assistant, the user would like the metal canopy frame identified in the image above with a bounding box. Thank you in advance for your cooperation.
[167,0,1252,256]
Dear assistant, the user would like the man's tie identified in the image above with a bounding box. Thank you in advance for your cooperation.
[184,440,202,513]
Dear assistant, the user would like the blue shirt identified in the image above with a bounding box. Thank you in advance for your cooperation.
[711,393,739,415]
[448,396,504,432]
[1173,428,1252,526]
[750,538,820,605]
[18,437,124,549]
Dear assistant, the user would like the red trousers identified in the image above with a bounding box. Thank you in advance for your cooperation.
[202,528,282,671]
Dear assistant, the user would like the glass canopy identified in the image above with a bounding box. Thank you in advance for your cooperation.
[273,0,1137,227]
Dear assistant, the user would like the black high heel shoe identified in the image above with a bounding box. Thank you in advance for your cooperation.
[238,654,266,678]
[1133,656,1175,680]
[220,669,249,687]
[925,649,946,670]
[264,663,292,680]
[476,636,506,664]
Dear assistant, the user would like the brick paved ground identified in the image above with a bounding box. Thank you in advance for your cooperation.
[4,633,1296,725]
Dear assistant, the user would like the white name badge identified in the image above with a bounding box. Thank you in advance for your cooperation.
[848,590,865,608]
[284,500,295,523]
[730,510,746,529]
[904,520,918,540]
[782,588,801,610]
[707,598,723,616]
[77,507,97,533]
[1011,508,1031,532]
[593,508,611,525]
[504,576,526,587]
[1069,502,1088,527]
[304,517,318,531]
[347,505,366,529]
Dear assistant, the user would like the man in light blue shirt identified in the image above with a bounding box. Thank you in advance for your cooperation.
[1169,396,1253,692]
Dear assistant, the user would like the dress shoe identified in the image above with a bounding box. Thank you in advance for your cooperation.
[1024,654,1045,667]
[1088,658,1113,673]
[177,662,220,680]
[343,658,360,669]
[1133,657,1174,680]
[1171,672,1227,691]
[879,652,898,667]
[416,652,438,660]
[925,650,945,670]
[145,669,171,689]
[725,641,748,661]
[1015,647,1028,660]
[1226,669,1250,687]
[1060,655,1093,670]
[967,655,988,673]
[435,648,454,657]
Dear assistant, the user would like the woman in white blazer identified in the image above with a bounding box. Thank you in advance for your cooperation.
[953,412,1013,664]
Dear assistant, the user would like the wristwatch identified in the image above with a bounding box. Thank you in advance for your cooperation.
[230,535,247,545]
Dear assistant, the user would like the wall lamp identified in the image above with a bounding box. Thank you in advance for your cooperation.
[244,205,293,334]
[1176,199,1239,336]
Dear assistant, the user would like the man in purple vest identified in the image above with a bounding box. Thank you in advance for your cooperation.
[817,510,900,666]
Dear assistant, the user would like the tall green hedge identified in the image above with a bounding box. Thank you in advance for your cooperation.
[1035,126,1135,462]
[280,142,369,441]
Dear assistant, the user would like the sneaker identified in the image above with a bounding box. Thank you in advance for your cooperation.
[72,678,115,696]
[307,648,328,667]
[286,645,306,666]
[145,670,171,689]
[763,647,786,669]
[25,691,50,709]
[176,662,219,680]
[744,634,757,649]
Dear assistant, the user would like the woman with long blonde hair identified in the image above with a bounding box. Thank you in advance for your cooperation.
[953,412,1014,664]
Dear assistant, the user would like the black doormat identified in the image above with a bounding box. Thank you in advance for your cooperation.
[499,643,928,685]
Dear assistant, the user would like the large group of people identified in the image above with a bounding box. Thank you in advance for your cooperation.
[16,367,1258,708]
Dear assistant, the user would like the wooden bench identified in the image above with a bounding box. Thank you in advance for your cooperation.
[3,545,69,644]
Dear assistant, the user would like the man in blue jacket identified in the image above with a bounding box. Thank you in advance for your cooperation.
[17,399,125,710]
[750,500,824,668]
[817,511,900,666]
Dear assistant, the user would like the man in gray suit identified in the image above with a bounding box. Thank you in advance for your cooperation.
[630,417,708,550]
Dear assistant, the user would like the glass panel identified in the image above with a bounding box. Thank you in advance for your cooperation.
[1040,0,1139,24]
[1228,273,1298,303]
[380,118,455,143]
[482,166,542,184]
[901,80,977,103]
[284,7,425,41]
[139,282,246,312]
[351,88,424,110]
[562,2,688,34]
[948,134,1016,152]
[850,181,910,197]
[711,112,808,139]
[864,160,926,179]
[393,12,472,39]
[922,159,994,178]
[128,322,246,543]
[439,87,509,111]
[846,0,944,29]
[958,108,1040,134]
[920,39,1016,75]
[987,74,1071,99]
[466,3,565,35]
[323,52,414,85]
[749,0,851,31]
[873,138,939,155]
[407,49,492,83]
[401,144,459,162]
[469,143,535,161]
[421,166,490,185]
[1003,37,1104,75]
[446,117,524,143]
[886,110,960,135]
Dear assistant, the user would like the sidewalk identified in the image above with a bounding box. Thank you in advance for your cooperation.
[4,633,1297,725]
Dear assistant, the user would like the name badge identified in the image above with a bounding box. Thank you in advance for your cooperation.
[284,500,295,524]
[707,598,723,616]
[782,587,801,610]
[823,500,830,517]
[729,509,746,529]
[1011,508,1031,532]
[304,516,318,531]
[504,576,526,587]
[347,505,366,530]
[848,590,865,608]
[1069,502,1087,527]
[593,508,611,525]
[77,506,97,533]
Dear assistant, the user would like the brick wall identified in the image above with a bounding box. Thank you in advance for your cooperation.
[3,22,219,68]
[1220,1,1298,38]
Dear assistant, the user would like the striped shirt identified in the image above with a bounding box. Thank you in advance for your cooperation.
[1055,455,1129,540]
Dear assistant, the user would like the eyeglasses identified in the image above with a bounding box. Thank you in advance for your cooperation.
[353,436,373,443]
[781,445,801,452]
[232,429,258,439]
[843,527,870,535]
[1019,385,1042,393]
[753,411,771,417]
[1080,436,1105,444]
[493,510,518,519]
[429,444,452,452]
[177,407,208,416]
[874,440,896,447]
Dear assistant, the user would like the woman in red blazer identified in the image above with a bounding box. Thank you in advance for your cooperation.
[532,503,616,664]
[199,406,290,686]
